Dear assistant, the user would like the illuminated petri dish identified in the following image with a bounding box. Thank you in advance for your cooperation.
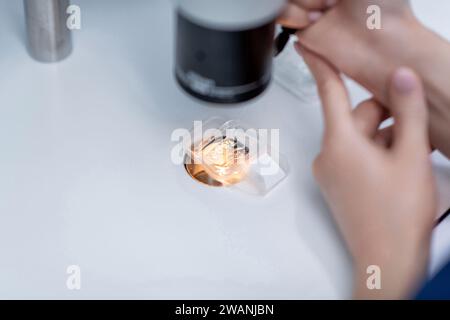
[184,136,250,187]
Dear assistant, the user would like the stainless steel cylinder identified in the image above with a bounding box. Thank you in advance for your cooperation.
[24,0,72,63]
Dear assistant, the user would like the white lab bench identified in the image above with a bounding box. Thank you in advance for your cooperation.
[0,0,449,299]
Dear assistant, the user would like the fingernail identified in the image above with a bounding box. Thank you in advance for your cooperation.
[326,0,337,7]
[308,11,323,22]
[393,68,418,94]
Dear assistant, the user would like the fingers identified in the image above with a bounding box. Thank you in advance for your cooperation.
[278,0,338,29]
[375,125,436,152]
[291,0,338,10]
[389,67,430,154]
[353,99,389,138]
[278,4,322,29]
[295,43,352,134]
[374,126,394,148]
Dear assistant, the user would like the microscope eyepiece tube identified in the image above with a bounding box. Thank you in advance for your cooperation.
[175,0,286,104]
[24,0,72,63]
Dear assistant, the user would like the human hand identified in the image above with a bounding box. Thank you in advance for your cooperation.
[278,0,338,29]
[298,44,437,299]
[297,0,414,91]
[297,0,450,165]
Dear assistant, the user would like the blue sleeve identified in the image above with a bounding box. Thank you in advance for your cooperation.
[416,260,450,300]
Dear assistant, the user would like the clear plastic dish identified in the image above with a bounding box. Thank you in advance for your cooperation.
[184,118,289,196]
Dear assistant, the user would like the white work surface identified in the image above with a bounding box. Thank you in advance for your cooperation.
[0,0,449,299]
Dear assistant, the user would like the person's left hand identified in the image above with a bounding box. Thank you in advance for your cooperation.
[278,0,338,29]
[297,43,437,299]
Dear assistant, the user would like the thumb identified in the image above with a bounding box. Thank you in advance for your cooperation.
[389,67,429,153]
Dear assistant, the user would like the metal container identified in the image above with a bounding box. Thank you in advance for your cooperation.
[24,0,72,62]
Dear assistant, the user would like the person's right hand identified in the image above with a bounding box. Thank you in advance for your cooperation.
[278,0,338,29]
[297,0,414,94]
[297,44,437,299]
[296,0,450,160]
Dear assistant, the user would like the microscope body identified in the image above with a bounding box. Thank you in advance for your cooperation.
[175,0,286,104]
